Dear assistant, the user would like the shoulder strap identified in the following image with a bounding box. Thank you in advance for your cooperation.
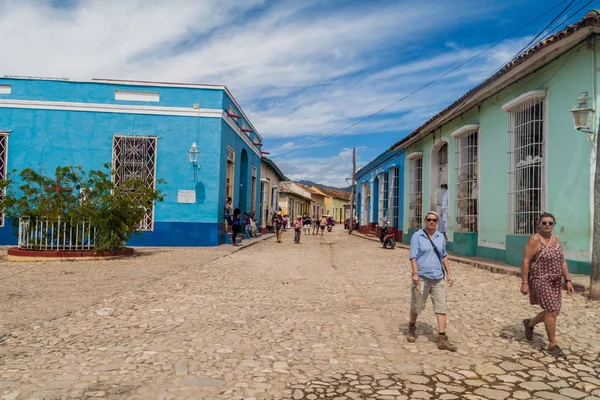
[422,229,446,275]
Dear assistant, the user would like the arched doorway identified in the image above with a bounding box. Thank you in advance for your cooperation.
[239,149,248,212]
[430,140,449,234]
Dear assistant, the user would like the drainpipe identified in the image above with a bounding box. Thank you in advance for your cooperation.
[591,36,600,300]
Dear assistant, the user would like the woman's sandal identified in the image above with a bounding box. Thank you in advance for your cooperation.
[523,319,534,341]
[544,345,566,359]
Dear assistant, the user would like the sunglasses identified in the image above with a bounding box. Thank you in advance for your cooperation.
[541,221,554,226]
[426,218,438,222]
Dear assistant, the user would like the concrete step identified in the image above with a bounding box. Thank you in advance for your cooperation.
[224,232,262,244]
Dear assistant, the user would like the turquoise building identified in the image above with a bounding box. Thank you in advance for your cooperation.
[394,10,600,274]
[0,77,263,246]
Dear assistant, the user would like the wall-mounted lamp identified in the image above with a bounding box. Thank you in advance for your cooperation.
[189,142,199,166]
[571,92,596,137]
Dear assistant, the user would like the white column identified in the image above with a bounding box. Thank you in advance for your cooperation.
[369,179,375,224]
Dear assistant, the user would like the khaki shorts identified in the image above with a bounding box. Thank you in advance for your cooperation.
[410,277,448,315]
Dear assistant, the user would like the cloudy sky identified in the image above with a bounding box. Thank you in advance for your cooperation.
[0,0,592,186]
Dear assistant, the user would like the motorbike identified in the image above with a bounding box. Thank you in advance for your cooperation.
[327,225,332,232]
[378,221,396,249]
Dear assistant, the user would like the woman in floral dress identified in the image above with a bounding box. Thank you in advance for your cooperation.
[520,213,574,358]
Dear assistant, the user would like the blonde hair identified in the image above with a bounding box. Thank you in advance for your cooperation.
[424,211,439,219]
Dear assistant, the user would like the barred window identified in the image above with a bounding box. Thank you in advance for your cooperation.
[505,93,545,235]
[408,155,423,229]
[389,167,399,227]
[377,173,388,225]
[0,133,8,227]
[112,136,158,231]
[455,130,478,232]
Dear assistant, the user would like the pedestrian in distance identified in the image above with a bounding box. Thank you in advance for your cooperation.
[272,212,283,243]
[520,212,574,358]
[303,213,311,235]
[319,216,327,236]
[294,216,302,244]
[282,214,289,231]
[406,211,457,352]
[231,207,242,246]
[224,197,233,232]
[243,212,252,240]
[312,215,319,235]
[249,212,258,238]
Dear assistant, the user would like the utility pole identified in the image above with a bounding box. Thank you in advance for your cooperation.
[591,128,600,300]
[349,147,356,235]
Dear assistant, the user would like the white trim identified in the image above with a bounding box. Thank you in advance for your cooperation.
[501,90,547,112]
[450,124,479,138]
[0,98,220,117]
[477,240,506,250]
[0,85,11,94]
[406,151,424,160]
[0,99,262,157]
[3,75,263,141]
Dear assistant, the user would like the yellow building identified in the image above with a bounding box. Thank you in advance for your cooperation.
[312,186,351,222]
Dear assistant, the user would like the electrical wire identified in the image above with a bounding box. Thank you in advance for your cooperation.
[514,0,576,57]
[543,0,596,38]
[270,0,573,159]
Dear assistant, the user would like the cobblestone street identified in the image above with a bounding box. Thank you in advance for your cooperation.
[0,228,599,400]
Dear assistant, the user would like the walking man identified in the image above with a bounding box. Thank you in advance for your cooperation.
[406,211,457,352]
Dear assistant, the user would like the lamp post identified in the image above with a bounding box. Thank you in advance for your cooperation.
[570,92,600,300]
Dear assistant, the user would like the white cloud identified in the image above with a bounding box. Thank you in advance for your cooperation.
[0,0,527,138]
[0,0,542,185]
[277,146,368,187]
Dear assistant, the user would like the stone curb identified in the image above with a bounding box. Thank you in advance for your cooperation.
[350,231,589,293]
[232,233,276,252]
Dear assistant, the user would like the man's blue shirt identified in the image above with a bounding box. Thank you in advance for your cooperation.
[409,229,447,279]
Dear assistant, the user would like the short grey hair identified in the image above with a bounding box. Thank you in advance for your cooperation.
[424,211,439,219]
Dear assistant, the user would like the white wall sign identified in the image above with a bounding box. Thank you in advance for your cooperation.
[177,190,196,204]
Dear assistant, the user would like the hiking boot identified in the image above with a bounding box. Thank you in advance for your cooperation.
[437,334,457,352]
[406,324,416,343]
[523,319,534,341]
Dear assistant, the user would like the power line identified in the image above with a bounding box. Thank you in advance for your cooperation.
[270,0,573,159]
[514,0,576,57]
[439,0,589,123]
[544,0,595,37]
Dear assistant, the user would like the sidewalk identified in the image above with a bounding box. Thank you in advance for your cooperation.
[351,231,591,293]
[216,232,275,251]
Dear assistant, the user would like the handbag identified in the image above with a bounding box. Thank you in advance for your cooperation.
[422,229,447,277]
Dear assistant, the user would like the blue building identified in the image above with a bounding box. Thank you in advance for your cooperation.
[355,146,404,240]
[0,76,264,246]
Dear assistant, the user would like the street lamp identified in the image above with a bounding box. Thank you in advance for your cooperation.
[189,142,199,166]
[570,92,595,135]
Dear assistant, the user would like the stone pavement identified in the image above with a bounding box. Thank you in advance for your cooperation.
[0,228,599,400]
